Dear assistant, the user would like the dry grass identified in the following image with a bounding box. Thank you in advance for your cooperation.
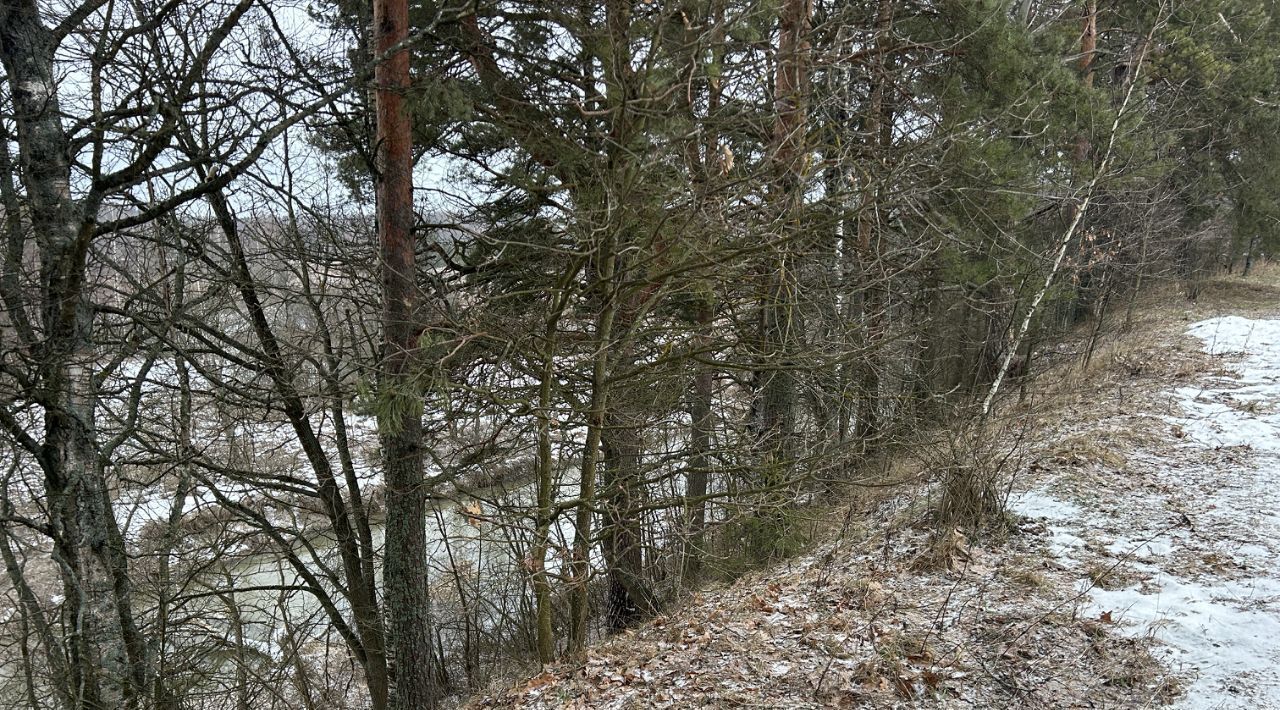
[1048,433,1129,470]
[926,420,1027,535]
[1203,258,1280,305]
[1084,561,1141,591]
[1006,565,1051,591]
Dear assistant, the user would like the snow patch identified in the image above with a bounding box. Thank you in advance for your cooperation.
[1018,316,1280,709]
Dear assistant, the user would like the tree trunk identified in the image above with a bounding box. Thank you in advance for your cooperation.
[745,0,811,562]
[757,0,811,463]
[590,0,657,632]
[1243,233,1258,276]
[154,252,192,710]
[1,4,148,706]
[209,188,389,709]
[680,0,726,587]
[532,349,557,663]
[1073,0,1098,163]
[530,269,578,663]
[374,0,436,705]
[855,0,894,452]
[601,406,654,629]
[683,294,714,583]
[568,279,616,655]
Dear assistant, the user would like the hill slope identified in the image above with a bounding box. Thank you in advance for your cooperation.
[476,277,1280,709]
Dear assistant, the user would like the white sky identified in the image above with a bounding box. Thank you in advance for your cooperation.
[22,0,458,224]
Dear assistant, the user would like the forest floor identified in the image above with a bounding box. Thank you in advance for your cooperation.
[474,269,1280,709]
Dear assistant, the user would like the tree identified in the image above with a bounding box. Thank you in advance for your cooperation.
[0,2,264,705]
[373,0,438,705]
[2,0,1278,705]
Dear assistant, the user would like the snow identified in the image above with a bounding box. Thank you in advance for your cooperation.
[1091,574,1280,705]
[1015,316,1280,709]
[1185,315,1280,357]
[1174,316,1280,452]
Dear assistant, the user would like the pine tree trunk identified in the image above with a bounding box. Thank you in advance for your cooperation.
[601,405,653,629]
[757,0,811,465]
[374,0,435,705]
[1073,0,1098,163]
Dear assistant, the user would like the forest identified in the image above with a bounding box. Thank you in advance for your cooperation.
[1,0,1278,708]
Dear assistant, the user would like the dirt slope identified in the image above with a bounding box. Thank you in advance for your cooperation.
[474,275,1280,709]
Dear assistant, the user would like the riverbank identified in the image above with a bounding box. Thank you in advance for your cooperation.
[473,271,1280,708]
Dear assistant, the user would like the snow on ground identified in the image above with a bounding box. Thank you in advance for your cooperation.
[1014,315,1280,709]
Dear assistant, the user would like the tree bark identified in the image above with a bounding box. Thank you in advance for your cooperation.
[855,0,894,451]
[1,4,147,706]
[747,0,811,561]
[756,0,812,467]
[600,405,654,629]
[1073,0,1098,163]
[374,0,436,705]
[568,273,615,655]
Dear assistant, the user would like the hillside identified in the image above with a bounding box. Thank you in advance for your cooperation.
[8,2,1280,708]
[475,275,1280,709]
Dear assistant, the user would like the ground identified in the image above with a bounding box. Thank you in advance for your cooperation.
[473,273,1280,709]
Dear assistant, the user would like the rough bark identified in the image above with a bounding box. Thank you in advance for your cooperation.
[601,405,654,630]
[592,0,658,633]
[1,3,147,706]
[756,0,812,471]
[374,0,436,705]
[1073,0,1098,162]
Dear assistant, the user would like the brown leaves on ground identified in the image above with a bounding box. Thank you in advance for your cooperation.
[473,511,1171,709]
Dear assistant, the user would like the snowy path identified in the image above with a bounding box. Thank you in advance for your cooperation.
[1015,316,1280,709]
